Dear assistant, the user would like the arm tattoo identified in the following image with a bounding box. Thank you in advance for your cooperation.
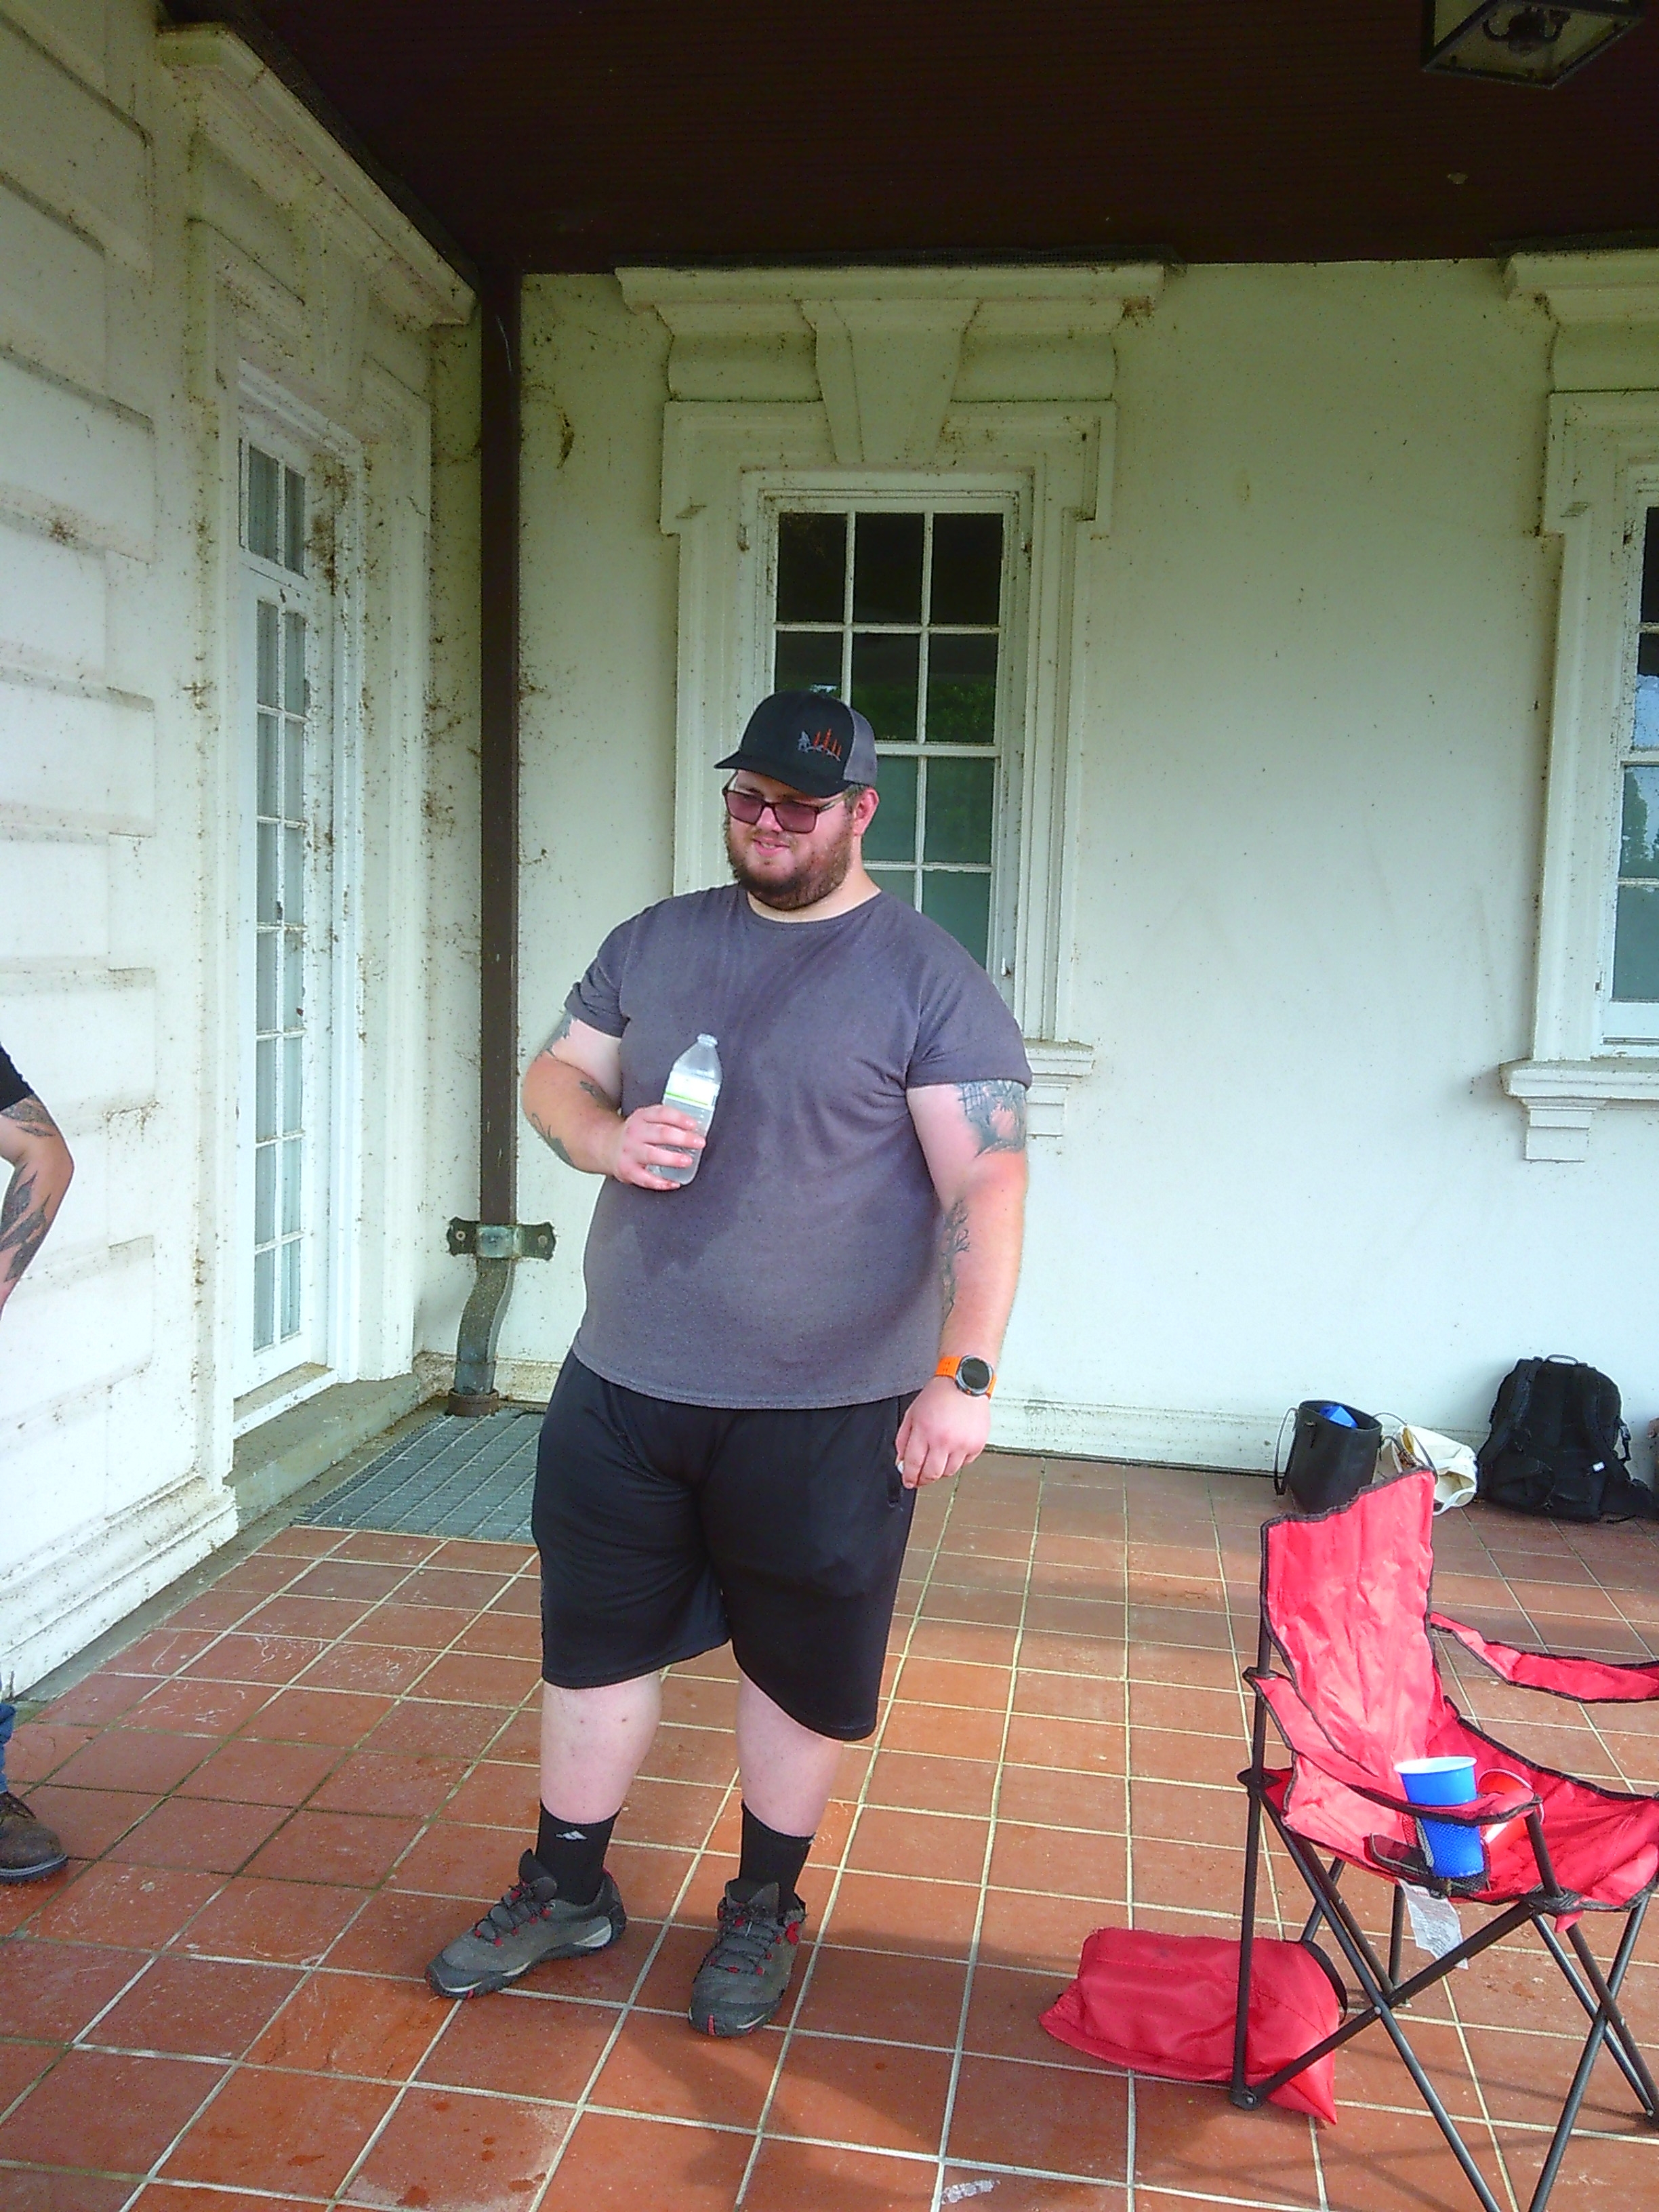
[939,1195,970,1320]
[956,1079,1027,1156]
[0,1094,66,1290]
[526,1106,576,1168]
[577,1076,615,1109]
[540,1010,574,1053]
[1,1095,60,1143]
[0,1165,51,1288]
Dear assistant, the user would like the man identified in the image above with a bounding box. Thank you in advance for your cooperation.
[428,691,1030,2035]
[0,1044,75,1883]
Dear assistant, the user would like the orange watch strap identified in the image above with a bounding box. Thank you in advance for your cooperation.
[935,1357,996,1397]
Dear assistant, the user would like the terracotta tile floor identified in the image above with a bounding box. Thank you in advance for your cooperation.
[6,1453,1659,2211]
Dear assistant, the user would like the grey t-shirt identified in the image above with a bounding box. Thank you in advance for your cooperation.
[562,884,1031,1409]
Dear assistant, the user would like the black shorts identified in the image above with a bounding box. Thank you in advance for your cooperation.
[532,1357,918,1741]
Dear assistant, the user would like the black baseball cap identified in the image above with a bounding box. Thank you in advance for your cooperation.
[716,691,880,798]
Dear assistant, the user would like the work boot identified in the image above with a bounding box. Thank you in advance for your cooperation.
[0,1792,68,1883]
[426,1851,626,1999]
[688,1879,806,2037]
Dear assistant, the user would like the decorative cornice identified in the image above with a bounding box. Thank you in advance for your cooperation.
[619,264,1164,465]
[159,25,472,332]
[1507,249,1659,393]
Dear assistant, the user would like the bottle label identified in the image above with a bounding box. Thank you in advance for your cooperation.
[664,1072,719,1111]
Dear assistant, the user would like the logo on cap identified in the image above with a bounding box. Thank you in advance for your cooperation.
[797,726,845,760]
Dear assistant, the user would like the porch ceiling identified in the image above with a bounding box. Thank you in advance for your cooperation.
[178,1,1658,274]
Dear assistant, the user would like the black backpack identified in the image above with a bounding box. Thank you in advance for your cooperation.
[1475,1357,1656,1522]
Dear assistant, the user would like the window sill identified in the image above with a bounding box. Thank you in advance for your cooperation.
[1502,1057,1659,1162]
[1025,1040,1095,1139]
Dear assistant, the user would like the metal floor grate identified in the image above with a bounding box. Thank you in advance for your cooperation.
[297,1407,543,1539]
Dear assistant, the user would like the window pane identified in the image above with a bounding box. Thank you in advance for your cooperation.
[256,930,278,1031]
[924,756,996,862]
[283,826,305,923]
[283,1033,303,1134]
[282,1136,303,1235]
[254,1143,276,1246]
[256,600,279,707]
[283,929,304,1028]
[255,1036,277,1141]
[930,513,1003,625]
[247,447,279,562]
[283,716,305,823]
[926,633,999,745]
[1622,766,1659,878]
[1636,631,1659,750]
[851,632,920,741]
[283,611,306,714]
[868,865,918,906]
[257,713,279,815]
[1642,508,1659,626]
[257,822,279,925]
[281,1237,302,1337]
[283,467,306,575]
[776,512,846,623]
[853,512,924,623]
[922,871,991,965]
[863,754,918,863]
[775,630,842,694]
[253,1246,276,1350]
[1614,883,1659,1000]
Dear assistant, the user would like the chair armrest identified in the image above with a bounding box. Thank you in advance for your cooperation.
[1431,1613,1659,1705]
[1245,1668,1540,1828]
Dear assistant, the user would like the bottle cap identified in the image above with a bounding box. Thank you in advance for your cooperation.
[697,1033,716,1045]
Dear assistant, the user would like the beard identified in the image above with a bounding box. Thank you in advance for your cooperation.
[725,808,856,912]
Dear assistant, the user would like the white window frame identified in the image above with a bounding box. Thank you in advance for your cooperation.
[756,482,1028,985]
[654,396,1110,1132]
[1504,389,1659,1160]
[232,372,365,1426]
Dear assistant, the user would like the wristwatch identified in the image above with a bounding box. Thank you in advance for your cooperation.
[937,1355,996,1398]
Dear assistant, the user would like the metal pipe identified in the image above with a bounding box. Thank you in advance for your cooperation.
[449,269,523,1416]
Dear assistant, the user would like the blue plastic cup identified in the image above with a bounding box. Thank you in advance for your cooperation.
[1398,1755,1484,1877]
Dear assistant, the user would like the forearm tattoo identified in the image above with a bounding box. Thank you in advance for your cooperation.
[526,1106,575,1168]
[956,1079,1027,1156]
[0,1095,65,1291]
[939,1195,970,1319]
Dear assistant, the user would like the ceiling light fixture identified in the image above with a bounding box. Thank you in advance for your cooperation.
[1422,0,1644,83]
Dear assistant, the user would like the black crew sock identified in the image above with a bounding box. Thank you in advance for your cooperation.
[534,1805,617,1907]
[734,1801,813,1914]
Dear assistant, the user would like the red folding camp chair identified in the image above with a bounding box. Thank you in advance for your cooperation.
[1233,1465,1659,2212]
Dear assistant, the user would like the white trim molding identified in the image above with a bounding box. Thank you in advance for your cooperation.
[1503,251,1659,1161]
[159,24,471,335]
[618,264,1162,1136]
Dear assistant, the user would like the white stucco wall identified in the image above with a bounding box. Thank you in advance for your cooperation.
[0,0,468,1688]
[496,262,1659,1475]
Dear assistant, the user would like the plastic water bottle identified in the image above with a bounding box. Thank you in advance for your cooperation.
[1318,1403,1358,1429]
[651,1033,721,1185]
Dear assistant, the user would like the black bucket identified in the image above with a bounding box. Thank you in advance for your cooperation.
[1275,1401,1382,1516]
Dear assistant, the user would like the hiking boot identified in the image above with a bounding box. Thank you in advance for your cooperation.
[0,1792,67,1884]
[688,1879,806,2037]
[426,1851,626,1999]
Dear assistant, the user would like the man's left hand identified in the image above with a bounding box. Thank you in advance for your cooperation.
[895,1376,993,1490]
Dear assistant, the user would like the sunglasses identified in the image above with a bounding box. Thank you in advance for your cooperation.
[722,781,845,835]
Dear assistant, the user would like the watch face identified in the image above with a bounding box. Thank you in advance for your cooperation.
[957,1357,994,1395]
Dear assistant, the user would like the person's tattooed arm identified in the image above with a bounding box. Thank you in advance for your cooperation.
[0,1092,75,1319]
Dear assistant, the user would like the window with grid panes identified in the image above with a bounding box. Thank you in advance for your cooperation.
[771,506,1008,967]
[1612,508,1659,1011]
[243,441,311,1357]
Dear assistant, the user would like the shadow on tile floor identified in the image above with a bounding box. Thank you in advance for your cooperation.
[3,1455,1659,2209]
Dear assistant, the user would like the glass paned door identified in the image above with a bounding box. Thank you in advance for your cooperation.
[239,437,333,1389]
[771,504,1011,969]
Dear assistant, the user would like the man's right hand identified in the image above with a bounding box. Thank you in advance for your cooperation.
[605,1105,705,1190]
